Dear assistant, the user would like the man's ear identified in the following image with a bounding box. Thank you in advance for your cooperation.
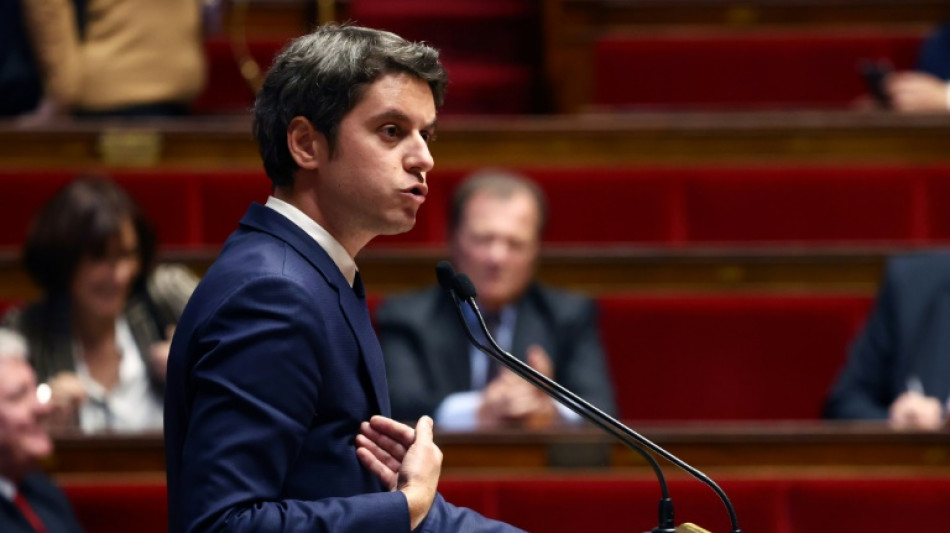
[286,116,326,171]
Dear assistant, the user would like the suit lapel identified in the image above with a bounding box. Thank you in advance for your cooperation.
[238,204,391,416]
[338,280,391,416]
[0,496,32,533]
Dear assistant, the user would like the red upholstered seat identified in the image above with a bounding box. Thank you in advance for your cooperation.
[192,38,288,115]
[681,165,927,243]
[4,165,950,249]
[594,30,923,109]
[63,482,168,533]
[787,477,950,532]
[598,294,872,421]
[348,0,541,115]
[60,476,946,533]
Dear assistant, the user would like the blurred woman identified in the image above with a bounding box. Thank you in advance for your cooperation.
[2,176,196,433]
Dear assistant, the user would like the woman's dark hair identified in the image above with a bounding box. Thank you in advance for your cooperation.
[23,176,156,295]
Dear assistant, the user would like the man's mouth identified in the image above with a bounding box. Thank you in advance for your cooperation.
[403,183,428,199]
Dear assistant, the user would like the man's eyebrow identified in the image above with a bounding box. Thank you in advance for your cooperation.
[369,109,438,131]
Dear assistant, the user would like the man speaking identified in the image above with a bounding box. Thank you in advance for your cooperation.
[163,25,522,533]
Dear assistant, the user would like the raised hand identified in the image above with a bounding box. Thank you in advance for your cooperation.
[356,415,442,530]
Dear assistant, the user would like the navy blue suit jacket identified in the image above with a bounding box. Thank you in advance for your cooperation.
[824,252,950,419]
[0,473,84,533]
[919,22,950,80]
[164,204,521,532]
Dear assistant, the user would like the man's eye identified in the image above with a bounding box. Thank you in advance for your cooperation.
[381,125,400,138]
[421,130,435,143]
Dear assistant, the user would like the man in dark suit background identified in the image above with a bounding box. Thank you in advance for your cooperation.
[164,25,522,533]
[824,252,950,429]
[377,169,616,429]
[0,328,84,533]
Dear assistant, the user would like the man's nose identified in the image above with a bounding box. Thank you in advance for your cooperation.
[405,132,434,175]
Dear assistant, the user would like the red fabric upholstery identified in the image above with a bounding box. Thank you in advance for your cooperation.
[196,172,272,245]
[594,31,923,109]
[599,294,873,421]
[0,172,72,248]
[0,170,205,249]
[681,166,927,243]
[4,166,950,249]
[786,478,950,532]
[61,476,948,533]
[192,38,288,115]
[380,165,940,246]
[63,482,167,533]
[348,0,540,114]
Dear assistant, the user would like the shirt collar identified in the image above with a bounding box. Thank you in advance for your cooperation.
[0,475,15,500]
[265,196,358,287]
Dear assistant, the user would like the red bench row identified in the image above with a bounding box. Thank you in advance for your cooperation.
[5,166,950,249]
[197,29,930,114]
[597,294,871,421]
[594,30,924,109]
[0,292,871,422]
[0,292,870,422]
[62,474,950,533]
[193,36,537,115]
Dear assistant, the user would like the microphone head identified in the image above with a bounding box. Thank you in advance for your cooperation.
[435,261,456,293]
[453,273,478,300]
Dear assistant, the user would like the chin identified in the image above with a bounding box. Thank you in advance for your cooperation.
[379,219,416,236]
[90,302,126,319]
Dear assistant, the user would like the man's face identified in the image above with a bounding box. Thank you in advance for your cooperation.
[0,358,52,478]
[451,190,541,311]
[314,72,437,251]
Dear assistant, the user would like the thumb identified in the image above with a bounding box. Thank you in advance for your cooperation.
[414,415,434,444]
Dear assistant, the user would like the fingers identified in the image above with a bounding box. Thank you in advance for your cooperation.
[356,423,403,472]
[889,392,944,430]
[355,445,398,491]
[526,345,554,378]
[368,415,416,448]
[886,72,948,112]
[356,416,420,491]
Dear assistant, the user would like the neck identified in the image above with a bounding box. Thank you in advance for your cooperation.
[0,464,26,486]
[273,185,370,259]
[72,309,116,348]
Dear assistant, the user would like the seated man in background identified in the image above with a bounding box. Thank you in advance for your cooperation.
[377,169,616,430]
[0,328,84,533]
[824,252,950,429]
[884,22,950,112]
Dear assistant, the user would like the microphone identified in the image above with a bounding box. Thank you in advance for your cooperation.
[434,261,742,533]
[435,262,677,533]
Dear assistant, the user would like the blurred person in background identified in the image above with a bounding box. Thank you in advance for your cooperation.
[2,177,197,434]
[0,0,44,116]
[824,252,950,430]
[17,0,206,119]
[377,169,616,430]
[0,328,85,533]
[881,22,950,112]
